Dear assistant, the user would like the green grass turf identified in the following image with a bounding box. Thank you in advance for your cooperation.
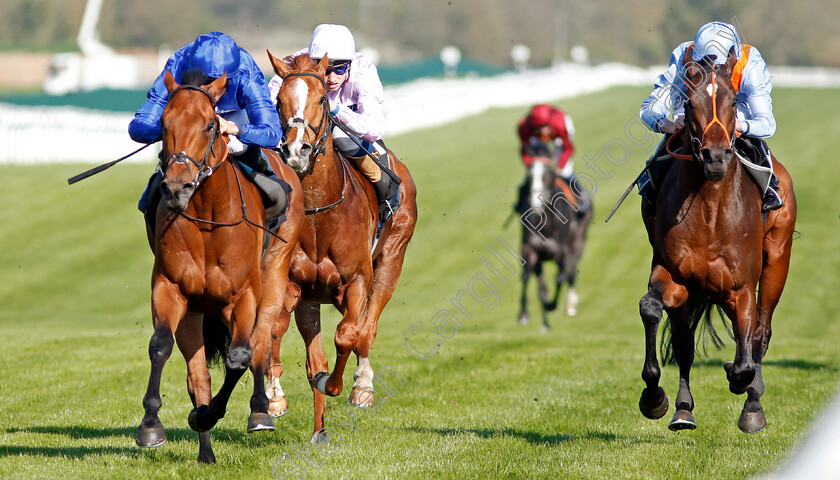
[0,86,838,479]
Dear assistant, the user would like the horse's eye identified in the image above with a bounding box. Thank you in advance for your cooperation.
[207,121,215,132]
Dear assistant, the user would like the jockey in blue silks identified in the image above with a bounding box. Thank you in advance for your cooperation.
[637,21,784,213]
[130,32,288,226]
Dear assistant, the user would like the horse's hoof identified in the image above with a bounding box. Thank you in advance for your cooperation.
[268,395,289,418]
[310,372,330,395]
[668,409,697,431]
[639,387,669,420]
[566,305,578,316]
[311,429,330,445]
[540,325,551,334]
[136,425,167,448]
[738,410,766,433]
[197,451,217,464]
[188,406,216,433]
[247,412,276,432]
[724,361,755,394]
[518,314,529,325]
[349,386,375,408]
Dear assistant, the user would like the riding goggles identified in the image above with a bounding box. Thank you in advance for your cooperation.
[326,61,350,76]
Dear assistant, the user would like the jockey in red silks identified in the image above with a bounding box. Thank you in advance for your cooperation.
[516,104,590,215]
[638,21,783,213]
[269,24,400,226]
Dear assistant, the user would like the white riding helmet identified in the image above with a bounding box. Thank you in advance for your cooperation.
[692,21,741,65]
[308,24,356,62]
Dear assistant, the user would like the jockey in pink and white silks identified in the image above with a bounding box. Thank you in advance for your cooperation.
[268,24,400,225]
[637,21,784,212]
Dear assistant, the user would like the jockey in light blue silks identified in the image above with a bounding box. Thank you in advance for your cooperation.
[130,32,289,229]
[637,21,784,213]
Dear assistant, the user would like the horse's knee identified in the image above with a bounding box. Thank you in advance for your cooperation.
[225,345,253,372]
[640,294,664,324]
[335,322,360,351]
[148,328,174,362]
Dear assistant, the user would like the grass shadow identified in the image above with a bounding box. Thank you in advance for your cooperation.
[404,426,617,446]
[688,358,834,371]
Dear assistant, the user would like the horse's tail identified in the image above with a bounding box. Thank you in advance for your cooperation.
[203,314,231,367]
[660,296,732,364]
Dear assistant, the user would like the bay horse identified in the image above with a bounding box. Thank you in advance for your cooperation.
[135,71,303,463]
[518,146,592,331]
[265,52,417,442]
[638,47,796,433]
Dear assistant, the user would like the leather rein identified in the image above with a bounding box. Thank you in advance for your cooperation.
[162,84,286,242]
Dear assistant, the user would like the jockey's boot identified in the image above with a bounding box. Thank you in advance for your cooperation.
[565,174,591,218]
[762,174,784,212]
[237,146,290,230]
[637,135,674,210]
[373,159,401,224]
[138,168,164,244]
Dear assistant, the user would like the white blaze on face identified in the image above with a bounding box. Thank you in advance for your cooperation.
[285,78,311,169]
[529,161,547,210]
[706,83,715,97]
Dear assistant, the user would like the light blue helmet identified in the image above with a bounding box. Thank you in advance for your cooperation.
[691,22,741,65]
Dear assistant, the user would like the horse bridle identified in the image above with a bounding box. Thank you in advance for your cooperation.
[276,71,347,215]
[277,72,332,160]
[160,84,221,185]
[667,70,737,161]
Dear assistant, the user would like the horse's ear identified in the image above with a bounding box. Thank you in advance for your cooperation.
[164,70,179,94]
[267,49,290,78]
[682,47,699,80]
[723,46,738,75]
[316,55,330,77]
[206,73,227,102]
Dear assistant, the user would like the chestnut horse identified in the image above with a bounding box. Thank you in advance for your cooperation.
[518,150,592,331]
[135,71,303,463]
[638,48,796,433]
[265,52,417,442]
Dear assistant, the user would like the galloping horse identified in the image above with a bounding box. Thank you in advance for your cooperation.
[135,71,303,463]
[518,147,592,331]
[265,52,417,442]
[638,47,796,433]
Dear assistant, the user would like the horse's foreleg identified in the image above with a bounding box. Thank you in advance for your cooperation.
[189,291,257,433]
[666,305,697,431]
[295,301,328,442]
[249,254,294,431]
[518,250,536,325]
[137,282,185,449]
[534,262,552,332]
[721,287,758,396]
[315,280,366,398]
[639,265,688,420]
[175,312,216,463]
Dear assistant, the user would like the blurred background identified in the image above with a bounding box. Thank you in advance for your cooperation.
[1,0,839,93]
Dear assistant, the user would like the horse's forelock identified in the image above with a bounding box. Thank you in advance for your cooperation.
[290,54,320,74]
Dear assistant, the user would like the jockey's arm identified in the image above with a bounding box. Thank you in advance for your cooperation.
[129,59,179,143]
[555,114,575,168]
[640,43,692,134]
[739,48,776,138]
[331,65,385,142]
[235,66,283,149]
[518,119,534,166]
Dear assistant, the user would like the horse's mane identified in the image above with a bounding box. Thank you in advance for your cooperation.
[180,68,215,87]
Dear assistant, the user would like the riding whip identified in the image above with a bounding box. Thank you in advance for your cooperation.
[67,142,156,185]
[604,168,648,223]
[328,112,401,185]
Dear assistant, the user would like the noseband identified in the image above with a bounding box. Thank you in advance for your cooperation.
[667,70,737,161]
[160,84,222,186]
[277,72,332,160]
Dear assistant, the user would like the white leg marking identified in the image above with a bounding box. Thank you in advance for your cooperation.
[353,357,374,390]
